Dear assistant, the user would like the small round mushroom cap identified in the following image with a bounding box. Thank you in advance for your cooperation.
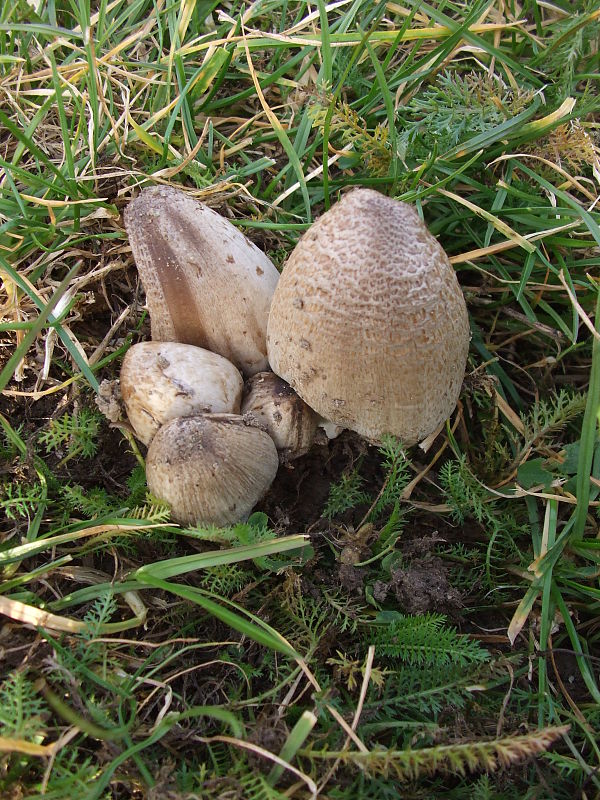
[120,342,243,445]
[124,186,280,376]
[241,371,318,461]
[267,188,470,445]
[146,413,279,526]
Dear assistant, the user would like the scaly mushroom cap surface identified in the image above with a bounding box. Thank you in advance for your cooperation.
[267,188,470,444]
[146,414,279,526]
[121,342,243,445]
[241,371,318,461]
[124,186,280,376]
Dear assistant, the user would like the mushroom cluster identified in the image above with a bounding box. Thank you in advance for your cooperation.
[121,185,469,526]
[122,186,317,524]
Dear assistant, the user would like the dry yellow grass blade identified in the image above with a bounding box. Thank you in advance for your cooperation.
[240,22,310,217]
[513,486,583,505]
[197,734,318,799]
[384,2,429,23]
[0,266,45,305]
[494,390,525,435]
[403,412,462,499]
[558,269,600,342]
[437,188,536,253]
[539,497,554,560]
[449,218,585,264]
[318,646,375,792]
[296,656,369,753]
[3,375,81,399]
[177,0,196,42]
[176,19,527,59]
[0,232,25,253]
[0,522,168,568]
[282,0,388,33]
[271,145,352,208]
[520,97,576,134]
[0,736,56,757]
[20,194,108,207]
[0,596,86,633]
[0,593,147,634]
[490,151,597,201]
[151,120,209,179]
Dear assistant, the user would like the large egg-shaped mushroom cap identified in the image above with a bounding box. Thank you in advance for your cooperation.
[124,186,280,377]
[267,188,470,445]
[146,413,279,526]
[120,342,243,445]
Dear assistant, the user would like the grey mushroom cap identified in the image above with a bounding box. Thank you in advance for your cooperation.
[266,188,470,445]
[120,342,243,445]
[241,371,318,461]
[124,185,280,377]
[146,413,279,526]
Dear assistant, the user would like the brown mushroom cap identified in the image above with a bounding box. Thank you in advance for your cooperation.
[120,342,243,445]
[124,186,280,377]
[146,413,278,526]
[241,371,318,461]
[266,188,470,445]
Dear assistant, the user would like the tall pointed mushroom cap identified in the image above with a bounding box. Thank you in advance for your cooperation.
[146,413,279,526]
[120,342,243,445]
[124,185,280,376]
[267,188,470,445]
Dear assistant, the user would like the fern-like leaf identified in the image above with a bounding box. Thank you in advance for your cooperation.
[126,464,148,506]
[199,564,249,597]
[439,455,489,526]
[39,408,102,459]
[61,484,119,518]
[398,70,533,154]
[369,436,410,521]
[239,773,288,800]
[366,660,493,719]
[542,5,600,98]
[520,389,586,446]
[0,481,45,519]
[39,747,99,799]
[370,613,489,667]
[128,499,171,522]
[324,467,370,519]
[0,672,48,740]
[82,591,118,641]
[308,90,391,176]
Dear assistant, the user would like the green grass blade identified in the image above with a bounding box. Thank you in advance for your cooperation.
[135,572,299,658]
[572,287,600,541]
[552,585,600,704]
[133,535,309,579]
[268,709,318,785]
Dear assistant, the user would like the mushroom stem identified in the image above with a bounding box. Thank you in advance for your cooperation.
[316,417,344,440]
